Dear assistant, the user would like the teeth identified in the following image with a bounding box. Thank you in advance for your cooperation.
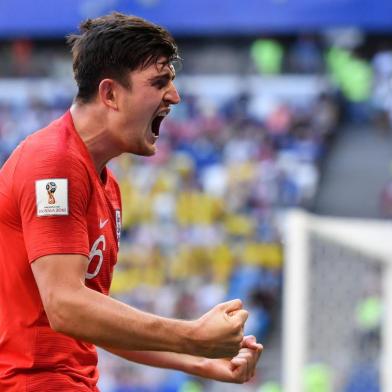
[157,109,170,117]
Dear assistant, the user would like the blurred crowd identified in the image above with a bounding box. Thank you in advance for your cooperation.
[1,33,391,391]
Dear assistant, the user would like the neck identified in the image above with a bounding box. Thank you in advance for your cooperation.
[70,102,121,175]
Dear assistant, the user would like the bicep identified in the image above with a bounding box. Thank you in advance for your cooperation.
[31,254,89,321]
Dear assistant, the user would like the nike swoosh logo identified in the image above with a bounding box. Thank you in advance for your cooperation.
[100,218,109,229]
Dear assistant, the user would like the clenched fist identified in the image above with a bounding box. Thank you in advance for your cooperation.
[192,335,263,383]
[188,299,248,358]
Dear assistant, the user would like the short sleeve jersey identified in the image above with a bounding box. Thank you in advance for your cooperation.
[0,111,122,392]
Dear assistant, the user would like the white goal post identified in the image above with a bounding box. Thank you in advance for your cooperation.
[283,209,392,392]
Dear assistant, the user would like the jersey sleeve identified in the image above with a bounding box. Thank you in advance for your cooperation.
[14,142,91,263]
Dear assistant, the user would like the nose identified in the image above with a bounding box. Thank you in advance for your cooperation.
[164,82,181,105]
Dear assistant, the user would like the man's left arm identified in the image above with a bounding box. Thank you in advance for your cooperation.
[102,336,263,384]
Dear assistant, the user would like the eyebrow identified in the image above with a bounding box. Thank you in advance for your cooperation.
[148,70,176,83]
[156,61,176,79]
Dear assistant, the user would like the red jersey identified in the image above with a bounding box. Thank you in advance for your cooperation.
[0,111,122,391]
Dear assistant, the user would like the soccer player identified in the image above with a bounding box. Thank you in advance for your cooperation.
[0,13,262,391]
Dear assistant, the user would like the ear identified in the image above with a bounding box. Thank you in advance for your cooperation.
[98,79,118,110]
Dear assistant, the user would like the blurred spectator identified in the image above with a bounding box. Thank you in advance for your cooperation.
[379,163,392,217]
[303,363,332,392]
[11,39,33,75]
[326,47,373,124]
[251,39,284,75]
[372,43,392,131]
[288,35,324,74]
[258,382,282,392]
[311,93,340,140]
[343,362,380,392]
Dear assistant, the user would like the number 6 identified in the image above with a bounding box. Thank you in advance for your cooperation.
[86,234,106,279]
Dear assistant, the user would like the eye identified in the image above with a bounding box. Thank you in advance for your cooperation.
[153,78,170,89]
[152,77,170,90]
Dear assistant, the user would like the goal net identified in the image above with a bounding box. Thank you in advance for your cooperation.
[282,209,392,392]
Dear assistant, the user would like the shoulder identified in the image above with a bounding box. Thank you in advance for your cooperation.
[24,117,84,165]
[15,115,89,183]
[13,115,94,209]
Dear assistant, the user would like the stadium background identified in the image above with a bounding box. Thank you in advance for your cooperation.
[1,1,392,391]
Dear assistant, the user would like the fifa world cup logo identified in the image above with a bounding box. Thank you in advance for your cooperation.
[46,182,57,205]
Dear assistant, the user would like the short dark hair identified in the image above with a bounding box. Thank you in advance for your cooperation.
[67,12,179,103]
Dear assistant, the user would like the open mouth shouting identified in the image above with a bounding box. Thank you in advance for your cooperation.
[150,109,170,142]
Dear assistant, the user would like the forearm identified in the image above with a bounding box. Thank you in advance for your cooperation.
[104,347,207,376]
[50,285,192,354]
[103,347,257,384]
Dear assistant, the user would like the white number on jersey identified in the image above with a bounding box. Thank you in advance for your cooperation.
[86,234,106,279]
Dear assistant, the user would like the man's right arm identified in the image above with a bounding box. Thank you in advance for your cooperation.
[31,254,248,359]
